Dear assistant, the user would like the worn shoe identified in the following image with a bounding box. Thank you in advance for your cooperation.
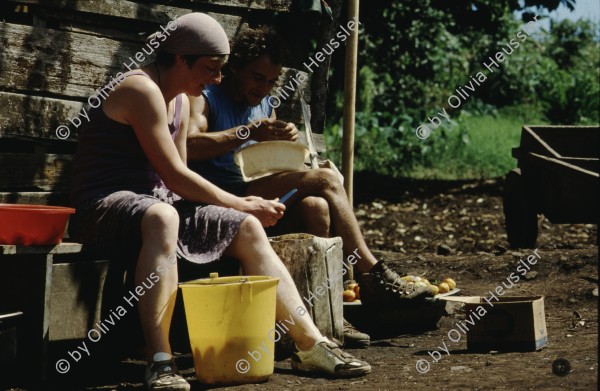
[292,337,371,378]
[144,358,190,391]
[343,319,370,348]
[359,261,433,307]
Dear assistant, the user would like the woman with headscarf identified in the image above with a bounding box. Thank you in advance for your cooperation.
[69,13,370,390]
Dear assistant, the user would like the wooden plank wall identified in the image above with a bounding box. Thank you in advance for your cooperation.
[0,0,342,201]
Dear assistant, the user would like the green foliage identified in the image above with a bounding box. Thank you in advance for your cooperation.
[324,2,599,179]
[324,103,545,179]
[538,20,600,123]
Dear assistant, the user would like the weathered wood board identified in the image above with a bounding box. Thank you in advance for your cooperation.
[12,0,293,15]
[0,22,310,139]
[0,153,73,191]
[269,234,344,344]
[0,130,324,198]
[49,260,111,341]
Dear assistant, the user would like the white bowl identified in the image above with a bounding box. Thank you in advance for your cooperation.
[234,141,309,182]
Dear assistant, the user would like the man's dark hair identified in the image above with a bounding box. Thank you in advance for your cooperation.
[226,26,289,72]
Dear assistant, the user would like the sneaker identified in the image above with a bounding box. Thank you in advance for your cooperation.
[144,358,190,391]
[343,319,370,348]
[291,337,371,378]
[359,261,433,307]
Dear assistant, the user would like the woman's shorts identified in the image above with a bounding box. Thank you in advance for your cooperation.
[69,186,249,265]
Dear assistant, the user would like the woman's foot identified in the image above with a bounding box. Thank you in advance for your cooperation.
[291,337,371,378]
[145,353,190,391]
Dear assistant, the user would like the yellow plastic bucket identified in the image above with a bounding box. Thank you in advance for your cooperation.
[180,273,279,384]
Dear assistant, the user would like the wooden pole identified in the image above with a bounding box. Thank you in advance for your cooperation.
[342,0,359,207]
[342,0,359,282]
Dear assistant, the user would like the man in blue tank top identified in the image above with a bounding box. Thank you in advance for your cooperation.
[187,28,434,339]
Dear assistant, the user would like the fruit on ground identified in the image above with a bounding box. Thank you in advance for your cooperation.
[443,278,457,290]
[430,285,440,295]
[343,289,356,302]
[353,284,361,300]
[438,282,450,294]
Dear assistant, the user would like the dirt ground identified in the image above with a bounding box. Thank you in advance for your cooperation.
[5,175,598,391]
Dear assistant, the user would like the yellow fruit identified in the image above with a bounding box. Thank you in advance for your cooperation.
[353,284,361,300]
[443,278,457,290]
[438,282,450,294]
[347,283,358,291]
[401,275,413,281]
[430,285,440,295]
[343,289,356,302]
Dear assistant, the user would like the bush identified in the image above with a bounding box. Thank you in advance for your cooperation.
[323,12,599,179]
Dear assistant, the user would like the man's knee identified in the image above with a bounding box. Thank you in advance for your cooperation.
[310,168,343,191]
[299,196,329,216]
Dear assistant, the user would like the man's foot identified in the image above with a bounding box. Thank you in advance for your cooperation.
[359,261,433,307]
[145,357,190,391]
[343,319,370,348]
[291,337,371,378]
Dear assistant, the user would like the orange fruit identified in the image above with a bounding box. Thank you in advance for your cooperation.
[343,289,356,302]
[353,284,361,300]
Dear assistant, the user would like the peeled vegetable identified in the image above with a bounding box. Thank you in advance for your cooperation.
[438,282,450,294]
[396,274,458,296]
[443,278,457,290]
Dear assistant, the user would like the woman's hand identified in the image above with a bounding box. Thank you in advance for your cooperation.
[240,196,285,227]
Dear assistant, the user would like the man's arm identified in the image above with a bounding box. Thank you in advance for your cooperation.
[187,94,247,161]
[187,94,299,162]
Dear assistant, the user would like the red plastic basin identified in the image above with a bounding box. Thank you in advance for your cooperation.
[0,204,76,246]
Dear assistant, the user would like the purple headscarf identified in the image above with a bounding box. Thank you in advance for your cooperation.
[148,13,230,55]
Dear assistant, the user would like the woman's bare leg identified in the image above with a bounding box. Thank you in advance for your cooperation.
[224,215,323,350]
[136,203,180,356]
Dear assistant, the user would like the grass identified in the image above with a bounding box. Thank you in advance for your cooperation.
[323,104,550,180]
[409,107,543,179]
